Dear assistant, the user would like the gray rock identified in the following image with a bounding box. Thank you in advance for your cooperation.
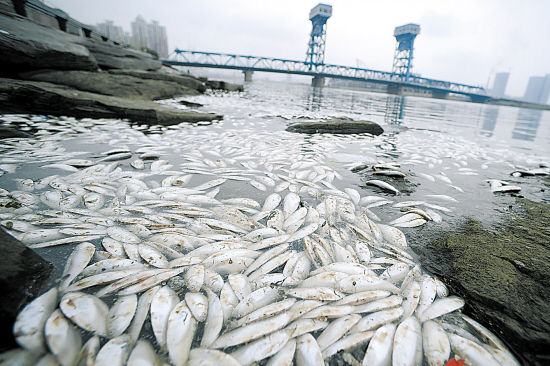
[19,70,200,100]
[206,80,244,92]
[286,119,384,135]
[0,10,98,72]
[0,228,52,352]
[0,78,223,125]
[410,198,550,366]
[75,38,161,71]
[108,69,206,93]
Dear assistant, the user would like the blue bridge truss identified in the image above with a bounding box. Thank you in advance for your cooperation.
[163,49,489,100]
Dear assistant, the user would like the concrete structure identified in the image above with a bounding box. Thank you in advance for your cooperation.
[392,23,420,81]
[523,74,550,104]
[491,72,509,97]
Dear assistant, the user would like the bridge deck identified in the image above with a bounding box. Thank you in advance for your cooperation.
[164,49,488,99]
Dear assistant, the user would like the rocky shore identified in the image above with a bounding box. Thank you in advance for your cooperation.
[0,0,243,130]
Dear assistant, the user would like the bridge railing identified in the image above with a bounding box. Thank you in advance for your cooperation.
[170,49,487,95]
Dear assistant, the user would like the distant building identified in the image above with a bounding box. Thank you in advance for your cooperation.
[491,72,509,98]
[523,74,550,104]
[147,20,169,59]
[130,16,169,58]
[130,16,149,49]
[96,20,127,44]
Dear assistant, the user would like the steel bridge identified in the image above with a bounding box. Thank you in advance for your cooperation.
[163,50,489,101]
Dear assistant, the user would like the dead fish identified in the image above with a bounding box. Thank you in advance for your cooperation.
[365,180,400,195]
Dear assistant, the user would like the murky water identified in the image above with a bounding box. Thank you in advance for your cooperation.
[0,80,548,364]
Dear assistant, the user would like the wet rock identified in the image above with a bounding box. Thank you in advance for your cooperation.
[0,78,222,125]
[179,100,204,108]
[206,80,244,92]
[108,69,206,93]
[0,10,98,73]
[0,126,31,139]
[75,38,161,71]
[286,119,384,135]
[19,70,200,100]
[0,228,52,352]
[411,198,550,365]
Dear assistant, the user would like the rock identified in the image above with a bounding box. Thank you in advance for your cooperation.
[0,127,32,139]
[75,38,161,71]
[108,69,206,93]
[0,10,98,73]
[206,80,244,92]
[286,119,384,135]
[19,70,200,100]
[179,100,204,108]
[0,78,222,125]
[410,198,550,366]
[0,228,52,352]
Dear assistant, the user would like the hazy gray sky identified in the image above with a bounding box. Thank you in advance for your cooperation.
[46,0,549,97]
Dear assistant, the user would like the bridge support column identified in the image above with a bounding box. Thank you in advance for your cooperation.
[311,76,325,88]
[470,95,490,103]
[243,70,253,82]
[387,84,402,95]
[432,90,449,99]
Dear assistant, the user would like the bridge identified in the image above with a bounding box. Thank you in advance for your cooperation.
[162,4,489,102]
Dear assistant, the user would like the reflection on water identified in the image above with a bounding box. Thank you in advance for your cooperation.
[513,109,542,142]
[384,95,405,124]
[305,86,324,111]
[480,106,499,137]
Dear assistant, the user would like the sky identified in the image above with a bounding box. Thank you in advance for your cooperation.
[45,0,550,97]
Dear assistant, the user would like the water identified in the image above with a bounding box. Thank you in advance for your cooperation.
[1,80,548,364]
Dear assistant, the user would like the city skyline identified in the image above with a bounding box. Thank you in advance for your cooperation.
[96,16,168,59]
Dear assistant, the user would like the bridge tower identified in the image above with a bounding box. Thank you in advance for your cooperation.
[392,23,420,81]
[306,3,332,86]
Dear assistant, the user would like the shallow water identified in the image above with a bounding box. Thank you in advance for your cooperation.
[0,80,548,364]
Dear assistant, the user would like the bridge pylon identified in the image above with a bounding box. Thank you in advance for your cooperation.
[306,3,332,76]
[392,23,420,81]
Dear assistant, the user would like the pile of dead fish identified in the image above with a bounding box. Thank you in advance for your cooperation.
[0,115,521,366]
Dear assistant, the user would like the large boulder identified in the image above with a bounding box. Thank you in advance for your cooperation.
[20,70,200,100]
[286,119,384,135]
[410,198,550,365]
[75,38,161,71]
[0,10,98,73]
[0,228,52,352]
[0,78,222,125]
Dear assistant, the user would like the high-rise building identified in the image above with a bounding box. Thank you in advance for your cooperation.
[129,16,169,58]
[96,20,126,44]
[130,16,149,50]
[523,74,550,104]
[491,72,509,98]
[96,16,169,59]
[147,20,169,59]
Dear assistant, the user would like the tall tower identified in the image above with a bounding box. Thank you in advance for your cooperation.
[305,3,332,71]
[392,23,420,81]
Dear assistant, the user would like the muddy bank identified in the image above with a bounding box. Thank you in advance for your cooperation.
[410,197,550,365]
